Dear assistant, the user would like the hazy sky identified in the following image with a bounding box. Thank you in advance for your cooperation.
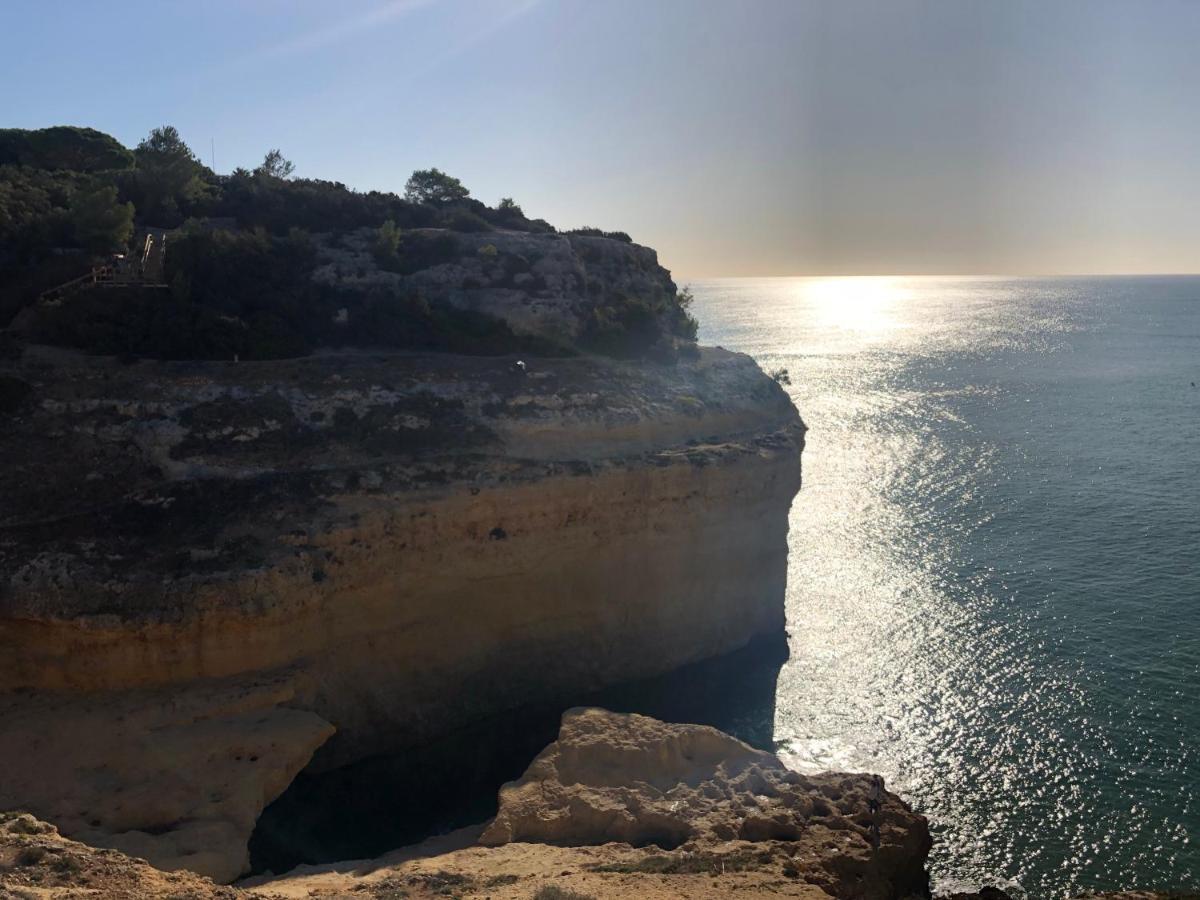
[3,0,1198,277]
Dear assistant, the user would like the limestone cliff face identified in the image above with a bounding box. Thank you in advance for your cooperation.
[0,339,803,880]
[312,227,679,345]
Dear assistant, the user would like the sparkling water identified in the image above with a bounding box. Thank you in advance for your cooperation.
[691,275,1200,898]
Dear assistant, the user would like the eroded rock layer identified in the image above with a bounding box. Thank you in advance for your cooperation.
[0,343,803,880]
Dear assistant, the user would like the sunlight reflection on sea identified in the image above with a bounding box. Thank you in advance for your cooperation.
[692,275,1200,898]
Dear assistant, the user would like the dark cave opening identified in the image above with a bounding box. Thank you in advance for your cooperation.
[247,631,788,876]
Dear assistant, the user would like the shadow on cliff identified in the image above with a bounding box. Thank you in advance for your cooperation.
[247,632,787,875]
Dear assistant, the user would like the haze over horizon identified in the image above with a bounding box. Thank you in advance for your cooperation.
[4,0,1198,278]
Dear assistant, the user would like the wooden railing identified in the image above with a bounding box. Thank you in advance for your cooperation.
[38,236,169,306]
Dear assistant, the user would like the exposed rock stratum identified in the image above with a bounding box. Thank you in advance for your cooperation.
[0,324,803,881]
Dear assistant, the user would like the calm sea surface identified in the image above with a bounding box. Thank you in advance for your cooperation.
[690,276,1200,898]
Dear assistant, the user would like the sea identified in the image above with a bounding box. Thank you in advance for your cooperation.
[689,276,1200,899]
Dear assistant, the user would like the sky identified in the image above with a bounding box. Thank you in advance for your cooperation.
[2,0,1198,277]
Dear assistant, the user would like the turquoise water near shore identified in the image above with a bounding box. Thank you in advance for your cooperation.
[691,276,1200,898]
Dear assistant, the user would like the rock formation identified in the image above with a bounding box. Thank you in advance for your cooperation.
[312,227,681,346]
[1,708,934,899]
[3,712,1182,898]
[0,672,332,883]
[0,236,804,882]
[481,708,932,898]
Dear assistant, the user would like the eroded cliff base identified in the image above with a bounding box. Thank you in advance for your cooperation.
[2,710,1187,900]
[249,631,788,874]
[1,709,932,900]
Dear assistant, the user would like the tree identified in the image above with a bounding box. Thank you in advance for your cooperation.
[255,149,295,180]
[404,168,469,205]
[0,127,133,172]
[135,126,196,166]
[69,184,134,252]
[129,125,210,223]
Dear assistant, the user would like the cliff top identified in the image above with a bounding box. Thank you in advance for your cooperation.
[3,125,696,363]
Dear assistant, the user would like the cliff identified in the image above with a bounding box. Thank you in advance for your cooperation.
[311,227,683,348]
[0,268,803,882]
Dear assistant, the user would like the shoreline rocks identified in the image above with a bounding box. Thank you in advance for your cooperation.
[2,711,1188,899]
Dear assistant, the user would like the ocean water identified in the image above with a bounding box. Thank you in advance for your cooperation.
[690,276,1200,898]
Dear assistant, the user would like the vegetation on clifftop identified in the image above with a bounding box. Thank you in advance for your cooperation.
[2,125,695,362]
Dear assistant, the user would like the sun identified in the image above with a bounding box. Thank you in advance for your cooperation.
[801,276,908,335]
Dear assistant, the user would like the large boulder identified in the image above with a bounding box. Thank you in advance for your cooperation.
[481,708,932,899]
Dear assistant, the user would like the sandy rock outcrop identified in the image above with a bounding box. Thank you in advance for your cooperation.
[0,672,332,883]
[0,812,243,900]
[481,708,932,899]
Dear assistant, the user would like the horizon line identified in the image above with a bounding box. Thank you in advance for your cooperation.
[675,271,1200,281]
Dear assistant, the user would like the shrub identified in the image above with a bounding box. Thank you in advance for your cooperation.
[213,171,436,234]
[374,231,460,276]
[372,219,403,267]
[670,286,699,341]
[69,184,134,252]
[580,292,668,359]
[16,844,46,866]
[531,886,597,900]
[566,226,633,243]
[342,286,573,357]
[443,207,492,233]
[38,224,334,360]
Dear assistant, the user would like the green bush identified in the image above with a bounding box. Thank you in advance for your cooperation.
[69,185,134,252]
[670,285,699,341]
[566,226,633,243]
[372,219,403,266]
[443,207,492,233]
[580,292,668,359]
[579,285,698,361]
[344,287,572,357]
[530,886,597,900]
[373,230,460,275]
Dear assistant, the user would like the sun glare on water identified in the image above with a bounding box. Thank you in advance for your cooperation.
[801,276,910,337]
